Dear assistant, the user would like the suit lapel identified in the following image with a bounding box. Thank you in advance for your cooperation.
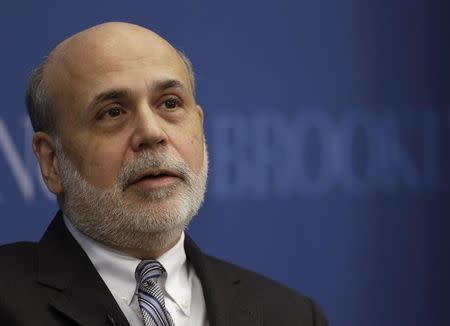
[37,212,262,326]
[185,236,263,326]
[37,212,130,326]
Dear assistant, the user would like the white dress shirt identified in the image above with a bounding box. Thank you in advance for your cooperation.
[64,216,209,326]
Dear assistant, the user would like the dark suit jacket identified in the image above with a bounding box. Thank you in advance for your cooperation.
[0,212,327,326]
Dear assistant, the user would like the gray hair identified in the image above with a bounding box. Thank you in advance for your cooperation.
[25,49,197,134]
[25,57,56,134]
[176,49,196,97]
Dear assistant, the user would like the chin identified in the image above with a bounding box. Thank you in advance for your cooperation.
[124,197,194,231]
[126,182,182,202]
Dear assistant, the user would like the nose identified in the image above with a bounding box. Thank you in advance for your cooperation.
[130,106,168,151]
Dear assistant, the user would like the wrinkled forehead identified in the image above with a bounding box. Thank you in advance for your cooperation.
[43,24,190,105]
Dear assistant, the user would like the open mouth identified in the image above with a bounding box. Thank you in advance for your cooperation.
[130,169,181,190]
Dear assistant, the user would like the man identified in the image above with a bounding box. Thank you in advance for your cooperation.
[0,22,327,325]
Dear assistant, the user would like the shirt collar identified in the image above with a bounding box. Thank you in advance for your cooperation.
[63,216,192,315]
[157,231,192,316]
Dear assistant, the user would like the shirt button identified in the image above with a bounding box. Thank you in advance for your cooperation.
[181,299,189,309]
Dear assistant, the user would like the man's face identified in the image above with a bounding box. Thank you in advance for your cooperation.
[42,24,207,253]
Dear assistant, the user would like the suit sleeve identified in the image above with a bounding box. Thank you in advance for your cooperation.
[309,298,328,326]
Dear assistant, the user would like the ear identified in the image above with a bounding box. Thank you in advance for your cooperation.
[196,104,204,126]
[32,132,63,195]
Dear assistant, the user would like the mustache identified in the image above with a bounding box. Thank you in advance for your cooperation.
[119,151,191,189]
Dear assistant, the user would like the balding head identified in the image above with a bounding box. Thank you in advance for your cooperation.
[52,22,167,59]
[26,22,196,135]
[29,22,207,258]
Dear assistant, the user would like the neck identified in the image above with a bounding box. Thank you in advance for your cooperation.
[106,230,183,259]
[64,214,185,260]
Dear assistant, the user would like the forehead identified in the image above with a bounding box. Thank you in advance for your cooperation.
[45,29,190,108]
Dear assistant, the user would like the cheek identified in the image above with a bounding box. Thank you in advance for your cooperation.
[185,137,205,174]
[171,126,205,174]
[77,140,128,188]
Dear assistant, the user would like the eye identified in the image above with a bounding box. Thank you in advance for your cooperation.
[99,106,125,119]
[162,98,180,110]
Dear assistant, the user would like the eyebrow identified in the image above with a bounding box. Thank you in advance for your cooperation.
[88,79,187,110]
[150,79,186,93]
[88,89,132,110]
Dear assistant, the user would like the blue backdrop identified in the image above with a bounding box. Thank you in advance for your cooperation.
[0,1,449,325]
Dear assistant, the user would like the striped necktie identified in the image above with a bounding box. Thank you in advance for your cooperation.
[135,260,175,326]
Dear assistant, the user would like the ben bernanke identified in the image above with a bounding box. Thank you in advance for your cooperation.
[0,22,328,326]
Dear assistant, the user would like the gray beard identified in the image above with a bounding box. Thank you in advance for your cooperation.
[55,140,208,255]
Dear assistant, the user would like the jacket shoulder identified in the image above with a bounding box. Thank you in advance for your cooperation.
[0,241,37,257]
[0,242,38,277]
[205,254,328,325]
[206,254,305,297]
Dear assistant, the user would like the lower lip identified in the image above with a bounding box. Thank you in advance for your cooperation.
[131,175,180,190]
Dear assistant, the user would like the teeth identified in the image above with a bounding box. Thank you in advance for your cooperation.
[136,171,171,182]
[144,173,163,178]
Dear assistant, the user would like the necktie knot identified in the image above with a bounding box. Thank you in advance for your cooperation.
[135,260,166,288]
[135,260,174,326]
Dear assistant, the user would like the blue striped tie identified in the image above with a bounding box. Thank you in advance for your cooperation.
[135,260,175,326]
